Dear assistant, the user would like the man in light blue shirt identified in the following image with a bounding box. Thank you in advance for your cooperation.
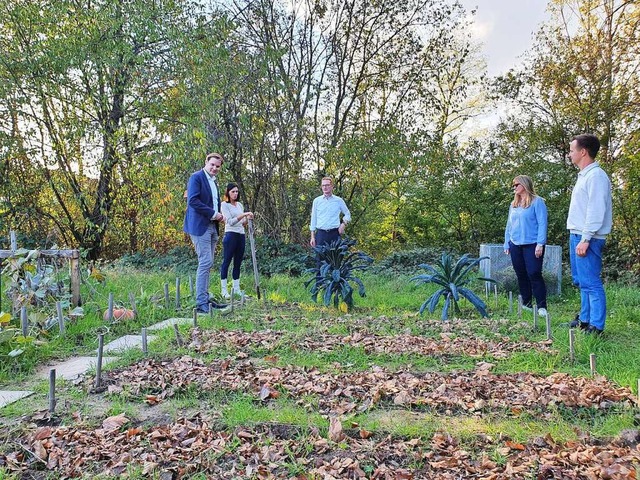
[567,134,612,335]
[310,177,351,248]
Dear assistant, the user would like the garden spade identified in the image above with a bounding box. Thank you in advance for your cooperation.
[247,219,261,299]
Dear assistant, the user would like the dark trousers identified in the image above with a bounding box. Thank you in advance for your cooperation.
[220,232,246,280]
[315,229,340,280]
[315,228,340,248]
[509,241,547,308]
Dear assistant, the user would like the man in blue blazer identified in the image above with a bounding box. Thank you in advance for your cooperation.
[184,152,226,313]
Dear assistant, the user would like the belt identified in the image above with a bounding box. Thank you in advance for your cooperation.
[317,228,338,233]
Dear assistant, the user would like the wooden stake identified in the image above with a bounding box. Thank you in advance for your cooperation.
[173,324,183,347]
[141,327,148,355]
[189,276,194,297]
[533,306,538,330]
[175,277,181,309]
[10,230,17,251]
[508,291,513,314]
[545,312,552,340]
[107,293,114,322]
[48,369,56,413]
[56,301,65,335]
[569,329,575,363]
[95,334,104,389]
[193,308,198,327]
[164,283,170,309]
[494,284,498,308]
[590,353,596,376]
[20,306,28,336]
[69,250,81,307]
[129,292,138,317]
[230,289,235,312]
[517,295,522,319]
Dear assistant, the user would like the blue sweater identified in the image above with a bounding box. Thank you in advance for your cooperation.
[503,196,548,249]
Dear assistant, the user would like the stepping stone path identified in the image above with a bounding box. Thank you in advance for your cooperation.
[36,357,118,381]
[0,390,34,409]
[0,317,192,410]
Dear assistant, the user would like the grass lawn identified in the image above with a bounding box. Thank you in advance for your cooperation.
[1,267,639,478]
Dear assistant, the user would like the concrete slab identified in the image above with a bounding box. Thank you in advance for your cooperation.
[36,356,118,381]
[0,390,34,409]
[147,317,192,331]
[101,334,157,354]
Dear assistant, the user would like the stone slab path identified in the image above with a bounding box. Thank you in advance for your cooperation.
[36,356,118,381]
[0,390,34,409]
[101,334,158,354]
[147,317,192,331]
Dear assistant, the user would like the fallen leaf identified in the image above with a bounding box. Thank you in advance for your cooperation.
[102,413,128,432]
[328,416,345,442]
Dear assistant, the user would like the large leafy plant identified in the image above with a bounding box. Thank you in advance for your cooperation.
[412,252,495,320]
[305,238,373,311]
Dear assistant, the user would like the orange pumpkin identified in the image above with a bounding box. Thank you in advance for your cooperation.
[103,308,135,322]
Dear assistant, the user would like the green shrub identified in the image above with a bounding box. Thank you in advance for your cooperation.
[413,252,494,320]
[305,237,373,310]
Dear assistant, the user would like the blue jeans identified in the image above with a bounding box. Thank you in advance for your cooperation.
[190,224,219,311]
[570,234,606,330]
[220,232,246,281]
[508,241,547,309]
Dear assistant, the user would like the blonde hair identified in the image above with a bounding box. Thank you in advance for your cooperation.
[511,175,540,208]
[321,176,333,185]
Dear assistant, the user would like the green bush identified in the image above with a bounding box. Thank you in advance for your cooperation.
[371,247,444,276]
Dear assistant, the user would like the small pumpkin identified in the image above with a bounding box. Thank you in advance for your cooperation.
[103,308,135,322]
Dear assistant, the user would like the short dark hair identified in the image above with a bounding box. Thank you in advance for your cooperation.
[572,134,600,159]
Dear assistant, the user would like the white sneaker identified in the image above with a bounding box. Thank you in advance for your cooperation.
[221,291,231,300]
[538,308,548,317]
[522,305,533,312]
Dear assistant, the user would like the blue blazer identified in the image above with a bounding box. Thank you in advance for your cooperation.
[183,170,221,236]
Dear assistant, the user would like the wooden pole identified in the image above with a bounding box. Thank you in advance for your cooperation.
[193,308,198,327]
[189,276,194,298]
[10,230,17,251]
[508,291,513,314]
[173,324,183,347]
[533,306,538,330]
[56,301,65,335]
[230,289,234,312]
[69,250,81,307]
[175,277,181,309]
[247,219,262,300]
[590,353,596,376]
[48,369,56,413]
[494,284,498,308]
[107,293,114,322]
[545,312,552,340]
[21,306,28,336]
[164,283,170,309]
[517,295,522,319]
[129,292,138,317]
[95,334,104,389]
[141,327,148,355]
[569,329,575,363]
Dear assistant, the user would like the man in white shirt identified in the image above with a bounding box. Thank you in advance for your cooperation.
[310,177,351,248]
[567,134,612,335]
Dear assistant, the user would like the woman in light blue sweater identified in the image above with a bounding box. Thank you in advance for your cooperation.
[504,175,548,316]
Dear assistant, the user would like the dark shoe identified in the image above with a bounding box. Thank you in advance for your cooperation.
[585,325,603,336]
[196,307,209,314]
[569,314,589,330]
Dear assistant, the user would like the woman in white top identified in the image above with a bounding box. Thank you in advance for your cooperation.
[220,183,254,298]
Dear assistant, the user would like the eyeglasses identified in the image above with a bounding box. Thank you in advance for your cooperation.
[512,183,521,189]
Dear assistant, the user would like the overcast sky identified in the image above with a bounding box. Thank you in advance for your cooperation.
[457,0,552,77]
